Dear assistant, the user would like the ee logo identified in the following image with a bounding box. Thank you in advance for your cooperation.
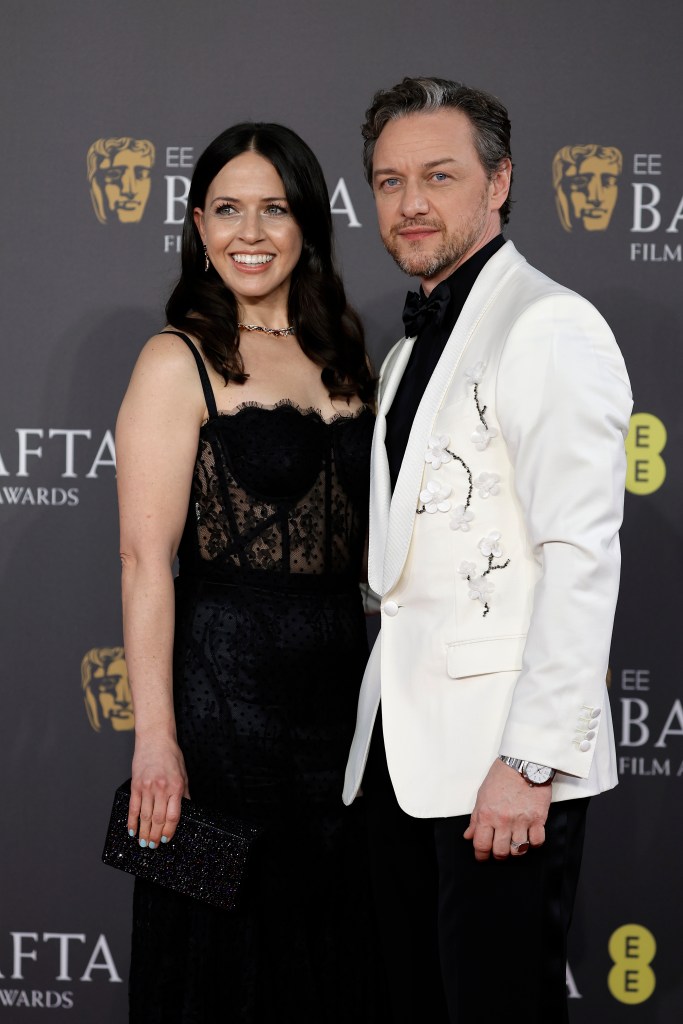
[625,413,666,495]
[608,923,656,1004]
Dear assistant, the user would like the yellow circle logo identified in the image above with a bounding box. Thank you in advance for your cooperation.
[625,413,666,494]
[608,923,656,1003]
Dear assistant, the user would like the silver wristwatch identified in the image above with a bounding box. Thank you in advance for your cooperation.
[500,756,555,785]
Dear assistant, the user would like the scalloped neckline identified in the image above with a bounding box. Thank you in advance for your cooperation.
[204,399,373,428]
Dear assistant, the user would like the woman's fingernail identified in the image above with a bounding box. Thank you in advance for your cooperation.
[128,828,135,838]
[148,841,156,850]
[161,835,169,844]
[139,838,148,848]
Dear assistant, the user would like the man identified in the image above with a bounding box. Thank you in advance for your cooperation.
[553,143,623,232]
[343,77,632,1023]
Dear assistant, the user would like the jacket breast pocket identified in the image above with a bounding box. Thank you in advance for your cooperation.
[446,635,526,680]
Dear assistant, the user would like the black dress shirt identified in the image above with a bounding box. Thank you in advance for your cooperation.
[385,235,506,492]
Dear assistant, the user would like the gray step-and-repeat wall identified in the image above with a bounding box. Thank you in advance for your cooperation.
[2,1,681,1020]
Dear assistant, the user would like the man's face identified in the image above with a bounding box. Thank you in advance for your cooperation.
[90,656,134,731]
[371,109,510,292]
[97,148,152,223]
[562,155,620,231]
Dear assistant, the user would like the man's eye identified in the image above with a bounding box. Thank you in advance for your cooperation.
[382,178,400,189]
[569,175,590,190]
[432,172,449,182]
[104,169,124,184]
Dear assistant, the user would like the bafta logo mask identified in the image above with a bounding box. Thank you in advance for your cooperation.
[86,138,155,224]
[553,145,623,232]
[82,647,134,732]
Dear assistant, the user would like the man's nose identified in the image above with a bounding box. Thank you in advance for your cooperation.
[401,183,429,218]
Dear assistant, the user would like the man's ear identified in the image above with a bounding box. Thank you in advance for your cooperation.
[490,158,512,212]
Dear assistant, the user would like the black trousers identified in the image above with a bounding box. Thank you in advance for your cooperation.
[363,711,589,1024]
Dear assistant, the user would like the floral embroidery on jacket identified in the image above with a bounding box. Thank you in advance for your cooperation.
[449,505,474,532]
[466,360,498,452]
[474,472,500,498]
[458,534,510,617]
[471,422,498,451]
[419,480,452,514]
[425,435,452,469]
[417,365,510,616]
[418,435,472,516]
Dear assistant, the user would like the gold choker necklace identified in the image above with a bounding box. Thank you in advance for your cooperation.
[238,322,296,337]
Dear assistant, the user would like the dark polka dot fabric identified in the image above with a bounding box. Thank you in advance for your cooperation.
[130,396,387,1022]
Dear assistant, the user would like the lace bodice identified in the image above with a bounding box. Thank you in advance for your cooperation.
[178,402,374,586]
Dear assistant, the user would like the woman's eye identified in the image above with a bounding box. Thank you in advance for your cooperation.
[215,203,238,215]
[264,204,287,216]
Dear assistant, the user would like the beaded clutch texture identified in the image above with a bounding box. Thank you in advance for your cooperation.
[102,779,263,910]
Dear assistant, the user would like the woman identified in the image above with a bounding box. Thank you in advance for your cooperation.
[116,123,380,1022]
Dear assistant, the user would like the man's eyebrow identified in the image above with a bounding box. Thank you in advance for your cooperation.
[423,158,460,170]
[373,157,461,178]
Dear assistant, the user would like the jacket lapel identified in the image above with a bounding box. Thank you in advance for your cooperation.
[382,241,526,594]
[368,336,416,594]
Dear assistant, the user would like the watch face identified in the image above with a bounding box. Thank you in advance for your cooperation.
[524,761,554,784]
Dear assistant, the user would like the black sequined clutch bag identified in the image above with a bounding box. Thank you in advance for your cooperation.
[102,779,263,910]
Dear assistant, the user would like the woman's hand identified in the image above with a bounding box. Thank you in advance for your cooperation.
[128,738,190,848]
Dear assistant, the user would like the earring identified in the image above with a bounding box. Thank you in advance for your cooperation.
[203,245,210,273]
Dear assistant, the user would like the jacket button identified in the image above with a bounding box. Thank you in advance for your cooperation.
[579,740,591,752]
[383,600,399,617]
[588,718,600,729]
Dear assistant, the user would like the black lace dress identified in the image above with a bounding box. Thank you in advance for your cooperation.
[129,334,382,1023]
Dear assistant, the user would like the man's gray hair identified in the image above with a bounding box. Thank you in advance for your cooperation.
[362,76,513,225]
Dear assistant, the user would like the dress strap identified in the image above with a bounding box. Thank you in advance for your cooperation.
[162,330,218,420]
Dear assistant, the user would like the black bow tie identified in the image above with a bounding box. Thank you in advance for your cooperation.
[401,282,451,337]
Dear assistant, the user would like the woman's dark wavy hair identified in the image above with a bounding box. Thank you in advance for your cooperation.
[166,122,374,402]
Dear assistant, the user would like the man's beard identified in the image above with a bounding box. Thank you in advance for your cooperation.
[382,196,490,280]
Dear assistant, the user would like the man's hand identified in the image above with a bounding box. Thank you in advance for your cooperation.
[463,758,552,861]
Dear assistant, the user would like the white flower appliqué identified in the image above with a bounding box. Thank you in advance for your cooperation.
[474,472,500,499]
[468,576,495,604]
[464,361,486,386]
[449,505,474,532]
[471,422,498,451]
[458,561,478,579]
[425,435,452,470]
[419,480,452,514]
[478,532,504,559]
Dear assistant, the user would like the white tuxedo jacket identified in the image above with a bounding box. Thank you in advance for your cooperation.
[344,241,632,818]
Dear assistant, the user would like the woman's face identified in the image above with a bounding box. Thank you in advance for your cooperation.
[193,151,303,313]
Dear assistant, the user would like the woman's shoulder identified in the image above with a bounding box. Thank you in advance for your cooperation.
[124,328,206,407]
[134,327,202,375]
